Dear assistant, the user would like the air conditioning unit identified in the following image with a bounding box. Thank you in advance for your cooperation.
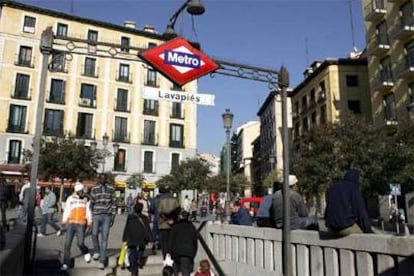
[80,98,91,106]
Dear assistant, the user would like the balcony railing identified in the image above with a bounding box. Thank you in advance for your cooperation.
[145,79,159,88]
[373,70,395,92]
[49,62,68,73]
[364,0,386,22]
[169,140,184,148]
[113,132,130,143]
[47,91,65,104]
[43,128,64,137]
[368,33,390,56]
[14,57,34,68]
[6,124,27,133]
[170,111,185,119]
[395,56,414,80]
[142,136,158,146]
[390,16,414,41]
[317,90,326,102]
[143,108,158,116]
[75,130,95,140]
[114,102,130,112]
[11,87,31,100]
[82,65,99,78]
[116,73,133,84]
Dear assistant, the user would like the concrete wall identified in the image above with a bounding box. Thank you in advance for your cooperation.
[199,223,414,276]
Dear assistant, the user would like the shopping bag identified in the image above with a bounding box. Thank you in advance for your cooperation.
[118,242,127,267]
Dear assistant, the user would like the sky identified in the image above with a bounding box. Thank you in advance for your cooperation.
[18,0,366,156]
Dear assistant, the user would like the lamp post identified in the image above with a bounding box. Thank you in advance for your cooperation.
[222,108,233,221]
[163,0,205,39]
[24,26,54,273]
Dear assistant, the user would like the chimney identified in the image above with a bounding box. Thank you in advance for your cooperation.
[123,21,136,29]
[143,25,155,33]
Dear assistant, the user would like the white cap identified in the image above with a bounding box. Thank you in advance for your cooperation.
[289,175,298,186]
[74,182,84,192]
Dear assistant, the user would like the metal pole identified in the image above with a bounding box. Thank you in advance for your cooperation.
[280,66,292,276]
[225,128,231,221]
[395,194,399,235]
[24,27,53,273]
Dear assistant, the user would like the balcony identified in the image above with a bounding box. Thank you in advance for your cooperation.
[114,102,130,113]
[113,132,130,143]
[79,98,96,108]
[395,57,414,80]
[142,137,158,146]
[49,63,68,73]
[75,131,95,140]
[143,108,158,116]
[11,87,31,101]
[372,71,394,92]
[82,65,99,78]
[390,17,414,41]
[169,140,184,148]
[46,92,65,105]
[317,90,326,102]
[116,73,133,84]
[368,34,390,56]
[145,79,159,88]
[6,124,27,134]
[14,57,34,68]
[364,0,386,22]
[43,128,63,137]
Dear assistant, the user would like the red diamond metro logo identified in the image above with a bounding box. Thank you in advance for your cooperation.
[139,37,219,86]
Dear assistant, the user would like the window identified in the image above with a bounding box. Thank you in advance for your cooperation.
[302,117,308,132]
[76,113,93,139]
[172,83,183,91]
[294,122,300,138]
[116,88,128,111]
[143,151,153,173]
[84,58,97,77]
[80,84,96,107]
[383,93,396,121]
[379,56,393,82]
[320,105,327,124]
[171,153,180,171]
[23,16,36,33]
[14,73,30,99]
[376,21,389,45]
[114,149,126,171]
[170,124,184,148]
[118,64,130,82]
[309,89,315,105]
[56,23,68,37]
[44,109,64,136]
[401,1,414,27]
[146,67,158,87]
[171,102,183,119]
[8,140,22,164]
[87,30,98,42]
[143,120,156,145]
[301,95,307,112]
[348,100,362,114]
[50,52,66,72]
[121,37,130,52]
[405,40,414,68]
[311,112,317,124]
[143,99,158,115]
[17,46,32,67]
[294,102,299,116]
[114,117,128,142]
[346,75,359,87]
[148,42,157,49]
[49,79,65,104]
[8,104,26,133]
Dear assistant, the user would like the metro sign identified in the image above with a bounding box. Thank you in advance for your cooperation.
[139,37,219,86]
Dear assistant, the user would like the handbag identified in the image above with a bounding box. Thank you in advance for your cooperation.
[118,242,129,267]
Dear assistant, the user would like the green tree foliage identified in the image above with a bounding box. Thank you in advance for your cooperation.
[291,115,414,199]
[262,169,282,191]
[156,158,211,193]
[23,136,100,182]
[205,173,249,194]
[126,173,146,189]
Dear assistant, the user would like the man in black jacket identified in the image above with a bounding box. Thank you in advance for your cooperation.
[167,210,198,276]
[325,169,373,236]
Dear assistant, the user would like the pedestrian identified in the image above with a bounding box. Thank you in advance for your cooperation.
[230,200,253,226]
[122,202,153,276]
[0,178,10,229]
[167,210,198,276]
[137,192,151,220]
[126,193,134,215]
[191,199,198,221]
[19,179,30,221]
[60,183,92,270]
[272,175,319,230]
[194,259,217,276]
[90,173,117,269]
[256,181,281,228]
[150,193,161,252]
[325,169,373,236]
[157,183,180,258]
[38,186,61,237]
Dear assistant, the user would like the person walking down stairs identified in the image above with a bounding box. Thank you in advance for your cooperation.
[60,183,92,271]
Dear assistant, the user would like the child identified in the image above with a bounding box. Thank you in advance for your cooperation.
[167,210,198,276]
[122,202,153,276]
[195,259,217,276]
[61,183,92,270]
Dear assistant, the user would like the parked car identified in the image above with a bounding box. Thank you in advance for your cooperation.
[239,197,264,217]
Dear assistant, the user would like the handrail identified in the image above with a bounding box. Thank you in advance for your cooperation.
[196,221,225,276]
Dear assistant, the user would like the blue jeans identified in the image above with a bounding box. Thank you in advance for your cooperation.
[63,224,89,265]
[40,213,61,235]
[92,214,111,263]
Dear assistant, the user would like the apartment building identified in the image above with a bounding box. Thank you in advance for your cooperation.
[0,0,198,184]
[291,58,371,139]
[362,0,414,123]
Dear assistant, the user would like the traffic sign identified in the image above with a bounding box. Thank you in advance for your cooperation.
[389,183,401,196]
[139,37,219,86]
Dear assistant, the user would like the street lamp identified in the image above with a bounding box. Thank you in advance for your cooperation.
[222,108,233,221]
[24,26,54,273]
[163,0,205,39]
